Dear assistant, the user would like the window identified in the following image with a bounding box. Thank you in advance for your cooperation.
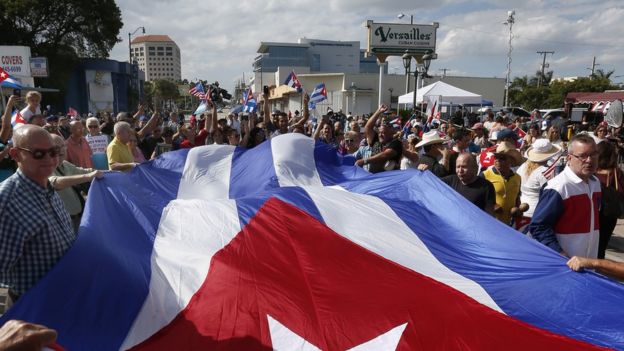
[157,46,164,51]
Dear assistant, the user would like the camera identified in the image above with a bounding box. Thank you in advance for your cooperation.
[208,81,232,103]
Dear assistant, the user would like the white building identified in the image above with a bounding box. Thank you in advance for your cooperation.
[130,35,181,81]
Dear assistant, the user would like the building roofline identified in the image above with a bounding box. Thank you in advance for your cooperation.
[131,35,176,44]
[257,41,310,53]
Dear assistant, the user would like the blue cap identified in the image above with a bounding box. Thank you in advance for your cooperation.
[497,128,519,141]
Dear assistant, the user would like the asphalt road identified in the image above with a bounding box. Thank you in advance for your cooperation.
[606,220,624,263]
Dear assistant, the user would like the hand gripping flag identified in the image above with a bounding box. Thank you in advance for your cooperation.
[308,83,327,109]
[2,133,624,350]
[243,88,257,113]
[284,71,303,92]
[188,82,207,100]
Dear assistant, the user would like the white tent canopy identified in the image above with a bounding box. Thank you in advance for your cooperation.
[398,81,483,105]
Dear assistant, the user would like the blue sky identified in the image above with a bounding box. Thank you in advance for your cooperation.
[109,0,624,90]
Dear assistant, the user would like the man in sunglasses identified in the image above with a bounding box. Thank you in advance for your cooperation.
[528,134,600,258]
[0,125,75,302]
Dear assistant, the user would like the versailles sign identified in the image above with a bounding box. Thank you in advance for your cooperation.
[365,20,438,57]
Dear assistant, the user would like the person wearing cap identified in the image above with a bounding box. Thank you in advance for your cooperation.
[482,141,523,224]
[415,130,450,178]
[442,153,495,214]
[516,139,561,231]
[471,123,490,150]
[355,104,402,173]
[478,128,519,172]
[528,134,600,258]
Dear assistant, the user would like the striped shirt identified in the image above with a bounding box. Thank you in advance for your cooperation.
[0,170,75,296]
[528,166,601,258]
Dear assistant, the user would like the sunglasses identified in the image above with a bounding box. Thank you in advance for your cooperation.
[345,139,355,143]
[17,147,61,160]
[88,125,99,128]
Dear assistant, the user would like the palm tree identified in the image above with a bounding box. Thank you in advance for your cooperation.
[591,69,615,80]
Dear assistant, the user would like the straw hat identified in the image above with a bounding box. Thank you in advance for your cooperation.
[493,141,523,166]
[526,139,561,163]
[416,130,446,148]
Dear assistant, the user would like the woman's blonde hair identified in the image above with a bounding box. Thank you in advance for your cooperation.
[523,160,542,177]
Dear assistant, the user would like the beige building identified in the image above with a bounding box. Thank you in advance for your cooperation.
[130,35,181,81]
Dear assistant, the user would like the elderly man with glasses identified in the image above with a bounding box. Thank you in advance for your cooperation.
[528,134,601,258]
[0,125,75,302]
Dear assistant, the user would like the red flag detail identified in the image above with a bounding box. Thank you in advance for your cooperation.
[131,198,602,351]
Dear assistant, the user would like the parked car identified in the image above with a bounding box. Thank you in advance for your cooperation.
[539,108,566,120]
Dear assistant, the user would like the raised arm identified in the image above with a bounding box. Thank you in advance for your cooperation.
[364,104,388,146]
[292,94,310,130]
[137,111,161,139]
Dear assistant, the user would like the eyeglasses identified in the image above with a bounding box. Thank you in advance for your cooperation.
[570,153,598,162]
[345,139,354,143]
[88,125,99,128]
[17,147,61,160]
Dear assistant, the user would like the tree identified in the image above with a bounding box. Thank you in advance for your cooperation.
[148,79,179,110]
[0,0,123,107]
[591,69,615,80]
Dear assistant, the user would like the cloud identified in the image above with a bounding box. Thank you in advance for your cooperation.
[109,0,624,90]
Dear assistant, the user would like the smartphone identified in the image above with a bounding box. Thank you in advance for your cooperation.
[13,89,21,97]
[263,85,269,95]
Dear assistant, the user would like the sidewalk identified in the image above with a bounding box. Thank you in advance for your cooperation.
[606,220,624,262]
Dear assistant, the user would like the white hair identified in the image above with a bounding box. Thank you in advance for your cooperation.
[86,117,99,127]
[113,121,132,136]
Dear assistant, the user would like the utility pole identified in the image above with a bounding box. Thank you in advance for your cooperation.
[439,68,450,79]
[536,51,554,86]
[588,56,599,77]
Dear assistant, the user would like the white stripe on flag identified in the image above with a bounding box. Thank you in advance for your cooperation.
[178,144,236,200]
[121,199,242,349]
[271,134,323,187]
[304,186,503,313]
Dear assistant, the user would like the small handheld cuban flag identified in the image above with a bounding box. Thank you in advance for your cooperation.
[284,71,303,92]
[308,83,327,109]
[11,108,26,128]
[243,88,257,113]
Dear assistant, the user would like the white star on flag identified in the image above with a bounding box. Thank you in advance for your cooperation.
[268,315,408,350]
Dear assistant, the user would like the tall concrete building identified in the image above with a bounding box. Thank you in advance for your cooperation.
[130,35,181,81]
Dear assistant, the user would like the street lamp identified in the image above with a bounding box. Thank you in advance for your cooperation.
[412,50,434,111]
[397,13,413,24]
[388,87,393,111]
[402,50,412,95]
[503,10,515,107]
[128,27,146,63]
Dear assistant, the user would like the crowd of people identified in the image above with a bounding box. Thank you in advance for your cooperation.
[1,89,624,348]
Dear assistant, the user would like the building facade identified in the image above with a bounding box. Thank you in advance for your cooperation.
[130,35,181,81]
[65,59,145,115]
[252,38,382,92]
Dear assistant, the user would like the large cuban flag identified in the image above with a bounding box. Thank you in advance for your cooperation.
[2,133,624,350]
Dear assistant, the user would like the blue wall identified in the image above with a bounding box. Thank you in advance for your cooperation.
[65,59,141,115]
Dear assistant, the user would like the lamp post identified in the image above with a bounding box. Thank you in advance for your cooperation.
[128,27,146,63]
[411,51,433,113]
[402,51,411,95]
[397,13,414,24]
[388,87,393,112]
